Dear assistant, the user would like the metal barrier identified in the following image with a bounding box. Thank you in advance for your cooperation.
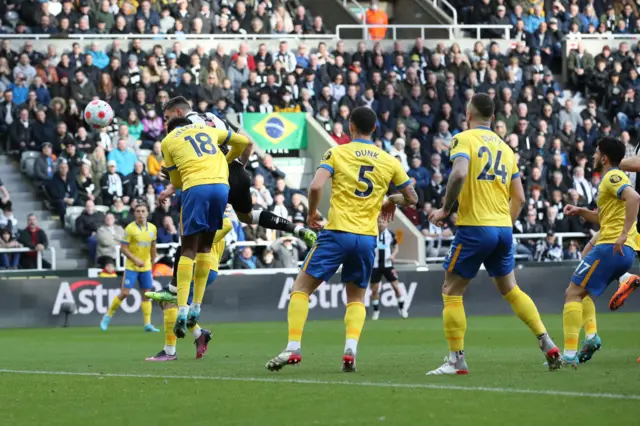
[432,0,458,24]
[0,247,57,271]
[335,24,512,40]
[0,33,337,41]
[424,232,589,262]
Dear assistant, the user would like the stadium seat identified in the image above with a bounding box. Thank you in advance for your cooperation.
[64,207,84,233]
[20,151,39,177]
[95,205,109,214]
[138,149,152,169]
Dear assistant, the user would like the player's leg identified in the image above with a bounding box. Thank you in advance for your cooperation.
[266,231,341,371]
[488,227,561,369]
[190,269,217,360]
[138,270,159,332]
[577,294,600,364]
[229,165,316,248]
[386,268,408,318]
[369,274,382,320]
[145,301,178,361]
[100,271,134,331]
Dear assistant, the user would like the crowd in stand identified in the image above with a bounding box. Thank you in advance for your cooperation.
[1,0,632,269]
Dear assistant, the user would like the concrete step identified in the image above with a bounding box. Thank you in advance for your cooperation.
[57,258,89,270]
[6,192,41,202]
[12,200,45,211]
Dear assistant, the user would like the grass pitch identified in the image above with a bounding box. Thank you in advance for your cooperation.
[1,313,639,426]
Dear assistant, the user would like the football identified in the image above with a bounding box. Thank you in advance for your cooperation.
[84,100,114,129]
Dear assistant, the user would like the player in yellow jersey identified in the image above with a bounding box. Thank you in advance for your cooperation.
[159,117,249,339]
[266,106,418,372]
[144,216,233,361]
[427,93,561,375]
[100,202,159,332]
[562,137,640,367]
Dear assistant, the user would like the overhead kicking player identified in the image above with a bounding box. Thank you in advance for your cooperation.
[370,215,408,320]
[159,117,249,338]
[562,137,640,367]
[162,96,317,247]
[266,106,418,372]
[100,202,159,332]
[427,93,561,375]
[145,216,232,361]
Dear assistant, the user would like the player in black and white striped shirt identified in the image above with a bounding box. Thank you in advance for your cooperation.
[370,217,408,320]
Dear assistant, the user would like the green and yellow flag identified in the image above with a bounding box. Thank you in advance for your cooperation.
[242,113,307,151]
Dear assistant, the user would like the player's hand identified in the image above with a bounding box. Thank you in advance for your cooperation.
[563,205,581,217]
[159,167,169,181]
[307,210,322,230]
[135,259,145,267]
[158,188,173,204]
[614,233,628,256]
[381,199,396,222]
[428,208,449,227]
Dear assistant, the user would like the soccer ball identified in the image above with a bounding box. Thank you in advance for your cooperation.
[84,100,114,129]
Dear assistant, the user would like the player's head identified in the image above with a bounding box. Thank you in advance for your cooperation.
[348,106,377,138]
[163,95,192,123]
[166,117,192,133]
[594,137,625,170]
[133,201,149,223]
[466,93,494,126]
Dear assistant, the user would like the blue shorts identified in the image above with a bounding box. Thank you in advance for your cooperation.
[302,230,376,288]
[122,270,154,289]
[186,270,218,305]
[571,244,635,296]
[443,226,514,279]
[180,184,229,236]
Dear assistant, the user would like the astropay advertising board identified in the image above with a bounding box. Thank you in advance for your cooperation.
[1,266,640,328]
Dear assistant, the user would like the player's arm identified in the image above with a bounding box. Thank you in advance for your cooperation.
[237,128,255,165]
[582,230,600,258]
[150,240,157,264]
[384,159,419,216]
[619,185,640,240]
[307,166,332,228]
[161,141,183,188]
[564,206,600,224]
[213,128,249,163]
[442,156,469,214]
[509,175,526,224]
[620,156,640,172]
[120,238,144,267]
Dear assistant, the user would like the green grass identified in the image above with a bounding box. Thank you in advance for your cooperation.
[1,313,639,426]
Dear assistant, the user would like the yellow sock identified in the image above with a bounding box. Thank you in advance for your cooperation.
[107,296,122,317]
[193,253,212,305]
[177,256,194,307]
[344,302,366,353]
[443,294,466,351]
[287,291,309,347]
[563,302,583,352]
[142,300,152,325]
[164,307,177,347]
[582,296,597,336]
[504,285,547,336]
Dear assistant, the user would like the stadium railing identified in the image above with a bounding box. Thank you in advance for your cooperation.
[0,247,57,271]
[334,24,512,40]
[423,232,589,262]
[0,33,338,41]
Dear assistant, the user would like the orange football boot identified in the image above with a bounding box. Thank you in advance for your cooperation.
[609,274,640,311]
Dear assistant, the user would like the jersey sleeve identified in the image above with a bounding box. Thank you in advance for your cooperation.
[449,135,470,162]
[150,224,157,242]
[318,148,336,175]
[606,171,631,199]
[510,153,520,179]
[392,157,411,189]
[161,139,176,171]
[122,225,132,245]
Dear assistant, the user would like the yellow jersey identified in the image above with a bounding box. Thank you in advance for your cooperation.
[449,126,519,227]
[122,221,157,272]
[319,139,411,236]
[162,124,233,191]
[596,168,638,250]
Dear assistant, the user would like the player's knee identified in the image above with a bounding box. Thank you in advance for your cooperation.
[236,212,252,224]
[564,283,585,302]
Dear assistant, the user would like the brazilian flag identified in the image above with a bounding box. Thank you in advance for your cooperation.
[242,113,307,151]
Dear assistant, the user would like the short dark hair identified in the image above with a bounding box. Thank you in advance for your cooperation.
[469,93,494,120]
[349,106,377,135]
[597,137,625,166]
[162,96,191,113]
[166,117,192,133]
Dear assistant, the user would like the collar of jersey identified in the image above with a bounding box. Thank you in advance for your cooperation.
[474,125,492,130]
[352,138,374,145]
[135,222,148,231]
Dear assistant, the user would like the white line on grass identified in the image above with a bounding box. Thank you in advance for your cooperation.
[1,369,639,401]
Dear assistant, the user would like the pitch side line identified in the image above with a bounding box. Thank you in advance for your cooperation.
[2,369,640,400]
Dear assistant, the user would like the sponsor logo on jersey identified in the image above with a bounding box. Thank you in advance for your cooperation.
[610,174,622,184]
[276,277,417,310]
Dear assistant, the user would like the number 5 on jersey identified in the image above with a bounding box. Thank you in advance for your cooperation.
[355,165,374,197]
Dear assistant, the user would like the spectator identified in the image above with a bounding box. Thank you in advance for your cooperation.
[127,161,153,200]
[90,145,107,185]
[70,70,97,112]
[47,160,78,224]
[0,227,22,269]
[243,222,268,243]
[330,122,350,145]
[76,200,105,260]
[228,56,250,92]
[107,139,137,176]
[33,142,54,188]
[158,216,179,245]
[10,107,34,152]
[365,0,388,40]
[567,43,594,91]
[17,214,49,269]
[0,91,17,137]
[147,142,164,179]
[233,246,257,269]
[257,247,282,268]
[59,141,88,178]
[564,240,582,260]
[407,156,431,201]
[254,154,285,192]
[152,197,179,230]
[271,235,302,268]
[0,204,18,238]
[96,212,125,267]
[535,231,563,262]
[100,160,129,206]
[250,174,273,209]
